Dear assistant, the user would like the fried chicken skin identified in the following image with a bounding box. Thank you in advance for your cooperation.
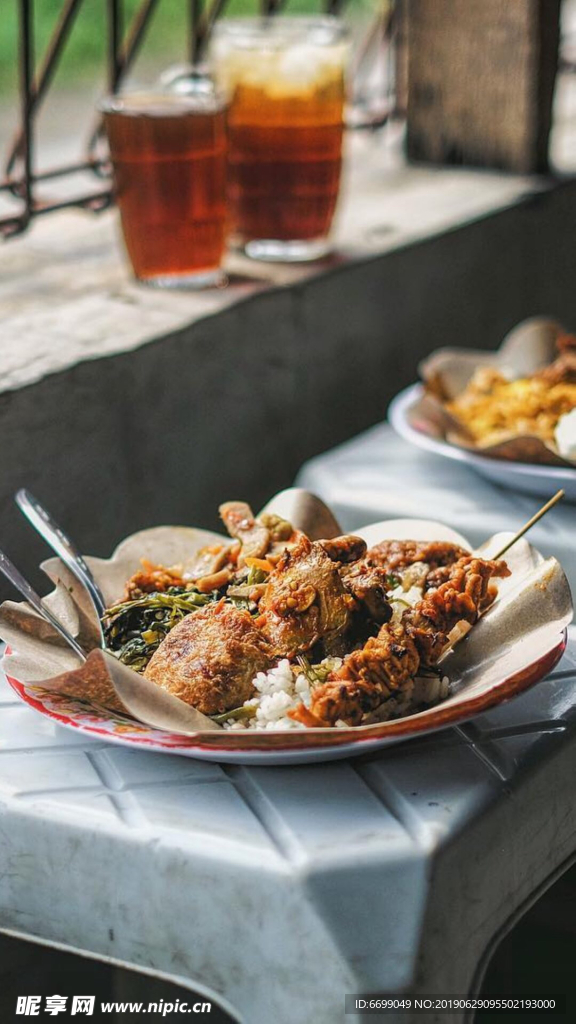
[257,535,356,658]
[319,535,368,563]
[294,624,420,727]
[144,600,272,715]
[291,555,510,727]
[340,562,393,625]
[318,535,392,624]
[425,554,507,609]
[366,539,470,577]
[405,556,510,663]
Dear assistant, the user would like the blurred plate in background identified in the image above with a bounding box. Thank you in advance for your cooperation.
[389,383,576,501]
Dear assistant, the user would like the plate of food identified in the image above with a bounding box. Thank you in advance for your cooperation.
[0,490,572,764]
[389,318,576,499]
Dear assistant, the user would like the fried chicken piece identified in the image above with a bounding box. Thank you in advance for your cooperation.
[144,600,272,715]
[314,535,390,624]
[340,562,393,625]
[405,556,510,663]
[219,501,271,564]
[291,555,509,727]
[257,534,356,658]
[317,535,392,625]
[366,539,470,577]
[426,554,508,604]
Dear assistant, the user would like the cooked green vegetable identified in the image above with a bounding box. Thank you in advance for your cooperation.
[309,656,342,683]
[102,587,216,671]
[247,565,269,586]
[211,705,258,724]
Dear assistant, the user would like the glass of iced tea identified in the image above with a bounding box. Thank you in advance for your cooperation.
[211,17,349,262]
[101,85,228,287]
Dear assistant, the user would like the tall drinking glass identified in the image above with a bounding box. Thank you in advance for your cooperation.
[101,88,228,287]
[211,17,349,262]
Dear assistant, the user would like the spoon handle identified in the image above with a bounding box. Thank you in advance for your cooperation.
[15,489,107,621]
[0,550,86,661]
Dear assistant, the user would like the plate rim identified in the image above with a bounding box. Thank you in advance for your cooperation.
[2,631,567,758]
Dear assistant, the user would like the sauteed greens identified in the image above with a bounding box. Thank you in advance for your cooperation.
[103,587,217,672]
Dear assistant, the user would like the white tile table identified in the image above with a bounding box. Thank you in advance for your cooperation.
[0,426,575,1024]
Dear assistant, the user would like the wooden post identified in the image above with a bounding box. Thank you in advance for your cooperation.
[406,0,561,173]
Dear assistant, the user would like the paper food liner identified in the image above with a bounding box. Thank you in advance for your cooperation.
[417,317,576,467]
[0,494,572,750]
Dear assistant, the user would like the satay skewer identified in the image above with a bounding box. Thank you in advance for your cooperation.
[294,490,567,726]
[441,488,566,658]
[491,489,565,560]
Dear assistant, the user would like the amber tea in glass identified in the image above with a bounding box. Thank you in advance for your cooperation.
[102,90,228,287]
[212,17,348,262]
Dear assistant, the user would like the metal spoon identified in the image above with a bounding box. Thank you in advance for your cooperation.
[0,549,87,661]
[15,489,106,642]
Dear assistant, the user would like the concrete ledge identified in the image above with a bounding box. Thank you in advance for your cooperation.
[0,130,540,391]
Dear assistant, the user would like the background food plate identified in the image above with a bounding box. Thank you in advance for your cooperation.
[1,512,572,765]
[389,384,576,501]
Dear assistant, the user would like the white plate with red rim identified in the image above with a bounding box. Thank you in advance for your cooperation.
[0,512,572,765]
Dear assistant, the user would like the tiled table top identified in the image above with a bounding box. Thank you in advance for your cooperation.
[0,427,575,1024]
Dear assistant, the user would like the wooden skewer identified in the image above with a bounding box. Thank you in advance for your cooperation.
[492,489,565,560]
[440,489,567,660]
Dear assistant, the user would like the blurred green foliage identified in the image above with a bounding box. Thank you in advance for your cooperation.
[0,1,378,94]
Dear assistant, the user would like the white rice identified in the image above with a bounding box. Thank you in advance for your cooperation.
[222,656,450,731]
[223,659,311,730]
